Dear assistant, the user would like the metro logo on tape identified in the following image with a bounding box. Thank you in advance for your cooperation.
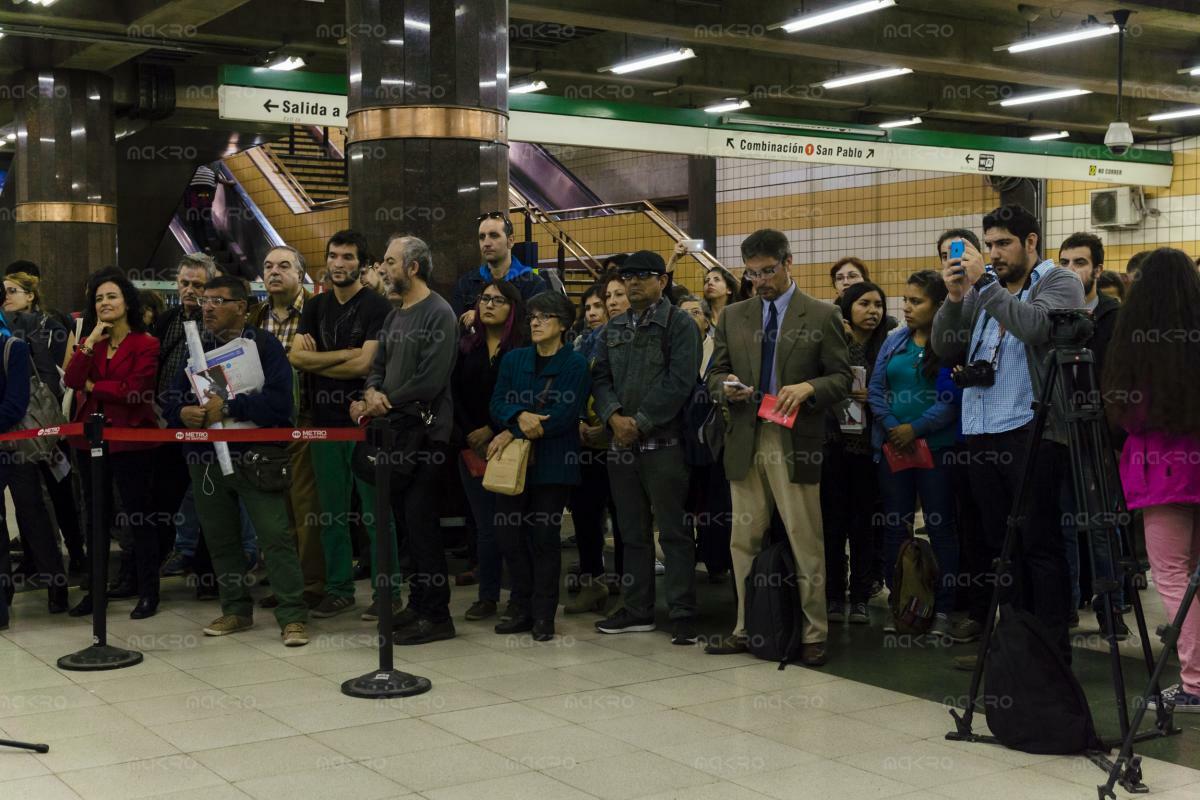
[292,430,332,440]
[175,431,215,441]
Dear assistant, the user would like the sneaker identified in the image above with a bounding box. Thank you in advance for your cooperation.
[1146,685,1200,713]
[827,600,846,623]
[869,580,883,599]
[465,600,498,621]
[394,618,456,646]
[654,560,666,576]
[671,618,698,645]
[848,602,869,625]
[161,550,189,577]
[595,608,656,635]
[1146,684,1180,711]
[203,614,253,636]
[361,599,404,622]
[311,594,357,618]
[883,610,897,633]
[281,622,309,647]
[947,617,983,643]
[931,613,952,639]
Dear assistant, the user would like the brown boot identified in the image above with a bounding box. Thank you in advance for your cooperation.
[564,577,608,615]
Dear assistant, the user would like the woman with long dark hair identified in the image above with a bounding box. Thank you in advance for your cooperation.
[63,273,163,619]
[868,271,960,635]
[453,279,526,622]
[1105,248,1200,713]
[702,265,744,324]
[822,281,889,624]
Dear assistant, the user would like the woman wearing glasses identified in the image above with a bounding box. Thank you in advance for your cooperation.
[452,279,527,623]
[63,273,163,619]
[487,292,590,641]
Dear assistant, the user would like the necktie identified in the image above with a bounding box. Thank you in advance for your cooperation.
[759,300,778,396]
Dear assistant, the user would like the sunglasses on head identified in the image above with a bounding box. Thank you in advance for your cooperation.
[476,211,513,232]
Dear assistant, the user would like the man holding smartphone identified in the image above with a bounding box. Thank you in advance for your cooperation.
[932,204,1084,666]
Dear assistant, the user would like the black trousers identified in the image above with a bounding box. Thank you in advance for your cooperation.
[0,451,65,593]
[687,459,733,574]
[496,484,571,622]
[820,441,878,604]
[570,450,622,579]
[77,448,161,601]
[966,428,1072,662]
[390,444,451,623]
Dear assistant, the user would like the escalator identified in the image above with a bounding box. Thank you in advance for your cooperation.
[509,141,611,215]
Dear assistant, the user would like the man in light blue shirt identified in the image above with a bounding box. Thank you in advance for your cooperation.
[933,204,1084,665]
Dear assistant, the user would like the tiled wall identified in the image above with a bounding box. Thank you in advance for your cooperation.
[1045,135,1200,269]
[716,160,998,308]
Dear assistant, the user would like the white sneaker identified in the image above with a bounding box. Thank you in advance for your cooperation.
[883,610,897,633]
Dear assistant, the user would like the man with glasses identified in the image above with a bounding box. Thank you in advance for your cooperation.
[248,245,325,611]
[591,250,702,644]
[451,211,547,329]
[704,229,851,665]
[289,230,395,621]
[164,276,310,647]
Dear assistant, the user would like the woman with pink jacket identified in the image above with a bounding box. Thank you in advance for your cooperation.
[1105,247,1200,714]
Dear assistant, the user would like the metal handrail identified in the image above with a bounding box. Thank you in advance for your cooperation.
[259,144,318,209]
[509,187,605,280]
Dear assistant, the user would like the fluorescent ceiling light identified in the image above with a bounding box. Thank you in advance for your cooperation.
[821,67,912,89]
[510,80,548,94]
[878,115,922,128]
[601,47,696,75]
[267,56,305,71]
[775,0,895,34]
[1183,66,1200,77]
[996,88,1091,107]
[704,98,751,114]
[1147,107,1200,121]
[999,24,1119,54]
[1029,130,1070,141]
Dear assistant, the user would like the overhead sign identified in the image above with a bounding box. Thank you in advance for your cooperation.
[218,85,347,128]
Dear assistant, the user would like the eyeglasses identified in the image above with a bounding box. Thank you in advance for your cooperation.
[744,263,782,282]
[4,287,27,296]
[478,295,510,307]
[529,312,561,324]
[197,296,243,307]
[622,271,659,282]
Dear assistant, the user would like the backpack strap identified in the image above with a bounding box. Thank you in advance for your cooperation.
[1,336,11,377]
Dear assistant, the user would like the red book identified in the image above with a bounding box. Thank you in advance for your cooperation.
[461,449,487,478]
[883,439,934,472]
[757,394,797,429]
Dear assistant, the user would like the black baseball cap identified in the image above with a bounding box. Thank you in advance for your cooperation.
[619,250,667,275]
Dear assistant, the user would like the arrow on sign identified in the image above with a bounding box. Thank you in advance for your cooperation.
[726,137,735,148]
[965,154,974,164]
[263,99,279,113]
[866,149,874,158]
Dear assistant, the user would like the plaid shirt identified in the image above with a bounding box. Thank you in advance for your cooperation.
[248,289,310,419]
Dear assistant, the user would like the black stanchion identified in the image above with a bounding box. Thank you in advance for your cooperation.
[58,414,143,671]
[342,420,430,698]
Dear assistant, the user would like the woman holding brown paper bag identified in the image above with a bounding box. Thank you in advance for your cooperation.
[487,292,590,642]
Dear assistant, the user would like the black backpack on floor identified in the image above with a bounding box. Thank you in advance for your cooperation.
[984,604,1105,754]
[744,536,804,669]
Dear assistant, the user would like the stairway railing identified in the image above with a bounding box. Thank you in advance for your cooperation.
[509,186,605,281]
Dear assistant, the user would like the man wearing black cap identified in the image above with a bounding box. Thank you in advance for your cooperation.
[591,250,702,644]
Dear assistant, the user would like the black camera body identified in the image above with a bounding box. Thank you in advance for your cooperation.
[953,360,996,388]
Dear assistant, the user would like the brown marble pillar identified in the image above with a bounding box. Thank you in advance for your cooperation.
[345,0,509,299]
[12,70,116,314]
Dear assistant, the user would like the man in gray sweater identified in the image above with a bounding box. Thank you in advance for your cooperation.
[355,234,459,645]
[933,204,1084,665]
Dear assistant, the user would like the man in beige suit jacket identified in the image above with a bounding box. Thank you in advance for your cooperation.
[704,229,851,665]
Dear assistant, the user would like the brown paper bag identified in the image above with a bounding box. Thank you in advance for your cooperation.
[482,438,531,496]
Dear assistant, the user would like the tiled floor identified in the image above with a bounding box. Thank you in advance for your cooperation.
[1,576,1198,800]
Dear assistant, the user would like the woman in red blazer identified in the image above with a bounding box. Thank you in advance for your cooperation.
[63,273,163,619]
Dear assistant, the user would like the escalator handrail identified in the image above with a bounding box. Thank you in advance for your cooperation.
[215,162,286,249]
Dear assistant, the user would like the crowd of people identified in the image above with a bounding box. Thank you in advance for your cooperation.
[0,204,1197,711]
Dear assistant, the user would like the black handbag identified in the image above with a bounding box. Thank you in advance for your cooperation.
[351,405,433,486]
[240,445,292,493]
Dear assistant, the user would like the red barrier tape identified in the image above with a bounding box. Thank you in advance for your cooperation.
[0,424,363,444]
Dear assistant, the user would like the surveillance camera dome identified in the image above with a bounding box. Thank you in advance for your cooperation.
[1105,121,1134,156]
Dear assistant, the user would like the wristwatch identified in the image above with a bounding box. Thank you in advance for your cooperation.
[220,401,232,419]
[973,272,997,291]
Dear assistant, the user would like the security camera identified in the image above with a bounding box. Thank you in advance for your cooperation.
[1105,121,1134,156]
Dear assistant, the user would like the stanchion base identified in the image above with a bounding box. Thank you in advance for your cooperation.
[57,644,144,671]
[341,669,431,699]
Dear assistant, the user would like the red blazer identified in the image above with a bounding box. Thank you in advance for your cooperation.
[63,331,160,452]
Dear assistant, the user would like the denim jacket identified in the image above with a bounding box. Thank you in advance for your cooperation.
[867,326,959,462]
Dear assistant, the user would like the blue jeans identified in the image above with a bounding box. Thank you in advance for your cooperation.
[175,487,257,557]
[459,456,501,603]
[1060,475,1125,609]
[878,450,959,614]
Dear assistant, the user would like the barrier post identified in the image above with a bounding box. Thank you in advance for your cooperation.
[342,420,431,698]
[58,413,144,671]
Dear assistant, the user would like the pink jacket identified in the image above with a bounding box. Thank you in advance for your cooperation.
[1119,428,1200,510]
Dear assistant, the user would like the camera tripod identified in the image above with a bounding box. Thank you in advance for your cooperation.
[944,322,1178,798]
